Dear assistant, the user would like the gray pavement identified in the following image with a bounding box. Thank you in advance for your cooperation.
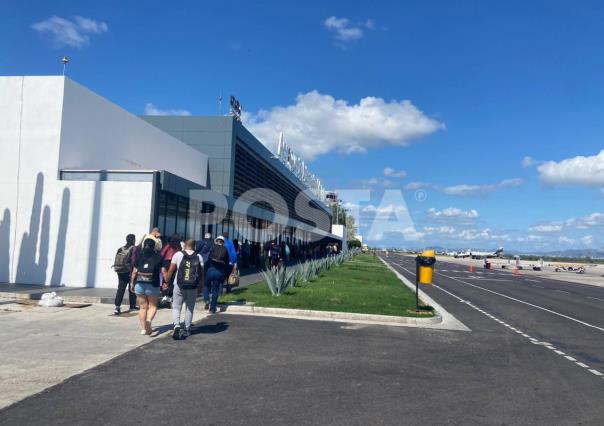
[0,300,178,409]
[1,254,604,425]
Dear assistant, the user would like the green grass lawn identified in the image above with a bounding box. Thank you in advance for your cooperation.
[220,254,434,317]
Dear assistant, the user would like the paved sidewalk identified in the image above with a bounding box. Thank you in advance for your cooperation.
[0,299,191,409]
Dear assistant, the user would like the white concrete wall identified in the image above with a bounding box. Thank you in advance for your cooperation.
[0,77,65,285]
[60,78,208,187]
[331,224,348,252]
[0,76,201,288]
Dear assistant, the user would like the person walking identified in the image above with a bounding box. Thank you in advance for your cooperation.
[130,239,163,335]
[112,234,137,315]
[269,240,281,271]
[195,232,214,266]
[138,227,163,252]
[221,232,238,294]
[205,236,230,314]
[164,239,203,340]
[159,234,182,306]
[195,233,214,309]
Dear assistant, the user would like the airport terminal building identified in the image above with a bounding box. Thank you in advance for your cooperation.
[0,76,339,288]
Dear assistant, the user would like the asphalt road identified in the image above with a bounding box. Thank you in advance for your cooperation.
[389,254,604,376]
[1,254,603,425]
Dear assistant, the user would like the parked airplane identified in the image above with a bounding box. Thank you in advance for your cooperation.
[454,247,504,259]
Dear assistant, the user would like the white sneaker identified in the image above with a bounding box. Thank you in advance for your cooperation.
[140,329,146,335]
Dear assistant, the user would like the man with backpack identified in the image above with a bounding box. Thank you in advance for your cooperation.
[164,239,204,340]
[113,234,137,315]
[269,240,281,270]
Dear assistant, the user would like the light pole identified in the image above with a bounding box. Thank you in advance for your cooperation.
[61,56,69,76]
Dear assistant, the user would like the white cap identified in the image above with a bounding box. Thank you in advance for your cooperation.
[215,235,225,242]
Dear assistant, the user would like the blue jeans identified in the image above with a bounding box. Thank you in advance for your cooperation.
[206,267,226,312]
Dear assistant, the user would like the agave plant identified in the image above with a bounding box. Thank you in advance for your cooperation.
[262,265,297,296]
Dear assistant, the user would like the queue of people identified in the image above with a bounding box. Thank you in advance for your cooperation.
[112,227,341,339]
[112,227,238,339]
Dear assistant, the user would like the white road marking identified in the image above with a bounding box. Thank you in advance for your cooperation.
[525,279,540,283]
[532,285,545,289]
[434,272,604,333]
[587,296,604,302]
[392,261,604,382]
[555,290,570,294]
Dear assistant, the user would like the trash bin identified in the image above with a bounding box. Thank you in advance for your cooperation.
[416,249,436,284]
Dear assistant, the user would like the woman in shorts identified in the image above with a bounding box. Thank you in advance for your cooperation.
[130,239,163,335]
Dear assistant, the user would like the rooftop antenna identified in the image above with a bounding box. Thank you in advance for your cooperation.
[61,56,69,76]
[217,90,223,115]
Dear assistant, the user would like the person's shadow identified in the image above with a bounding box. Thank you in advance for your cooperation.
[190,321,229,336]
[151,321,229,338]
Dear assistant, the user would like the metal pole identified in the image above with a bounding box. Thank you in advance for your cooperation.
[415,259,419,312]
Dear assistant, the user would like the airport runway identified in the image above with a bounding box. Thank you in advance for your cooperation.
[386,254,604,382]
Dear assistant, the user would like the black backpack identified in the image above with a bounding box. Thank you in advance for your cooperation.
[137,253,161,285]
[269,245,281,259]
[177,252,201,289]
[210,245,229,267]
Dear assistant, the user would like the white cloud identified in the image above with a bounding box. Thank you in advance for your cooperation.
[456,228,510,242]
[538,150,604,187]
[405,178,523,197]
[383,167,407,178]
[324,16,364,42]
[565,212,604,229]
[580,235,594,246]
[358,177,394,188]
[424,226,456,235]
[144,103,191,116]
[244,91,443,161]
[522,156,535,168]
[427,207,479,219]
[528,224,563,233]
[362,204,408,216]
[558,236,575,246]
[531,213,604,233]
[32,15,108,48]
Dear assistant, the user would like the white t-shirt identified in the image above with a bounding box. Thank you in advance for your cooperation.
[171,250,204,286]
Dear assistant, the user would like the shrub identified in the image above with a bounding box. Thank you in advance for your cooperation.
[262,266,297,296]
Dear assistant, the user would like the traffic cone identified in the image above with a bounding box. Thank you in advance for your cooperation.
[468,264,473,273]
[514,268,519,276]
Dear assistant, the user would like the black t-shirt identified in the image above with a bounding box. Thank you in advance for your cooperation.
[136,253,163,287]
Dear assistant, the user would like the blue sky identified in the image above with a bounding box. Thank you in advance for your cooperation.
[3,0,604,252]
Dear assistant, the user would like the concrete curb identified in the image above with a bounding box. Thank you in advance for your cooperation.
[219,304,442,328]
[0,292,114,305]
[379,257,471,332]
